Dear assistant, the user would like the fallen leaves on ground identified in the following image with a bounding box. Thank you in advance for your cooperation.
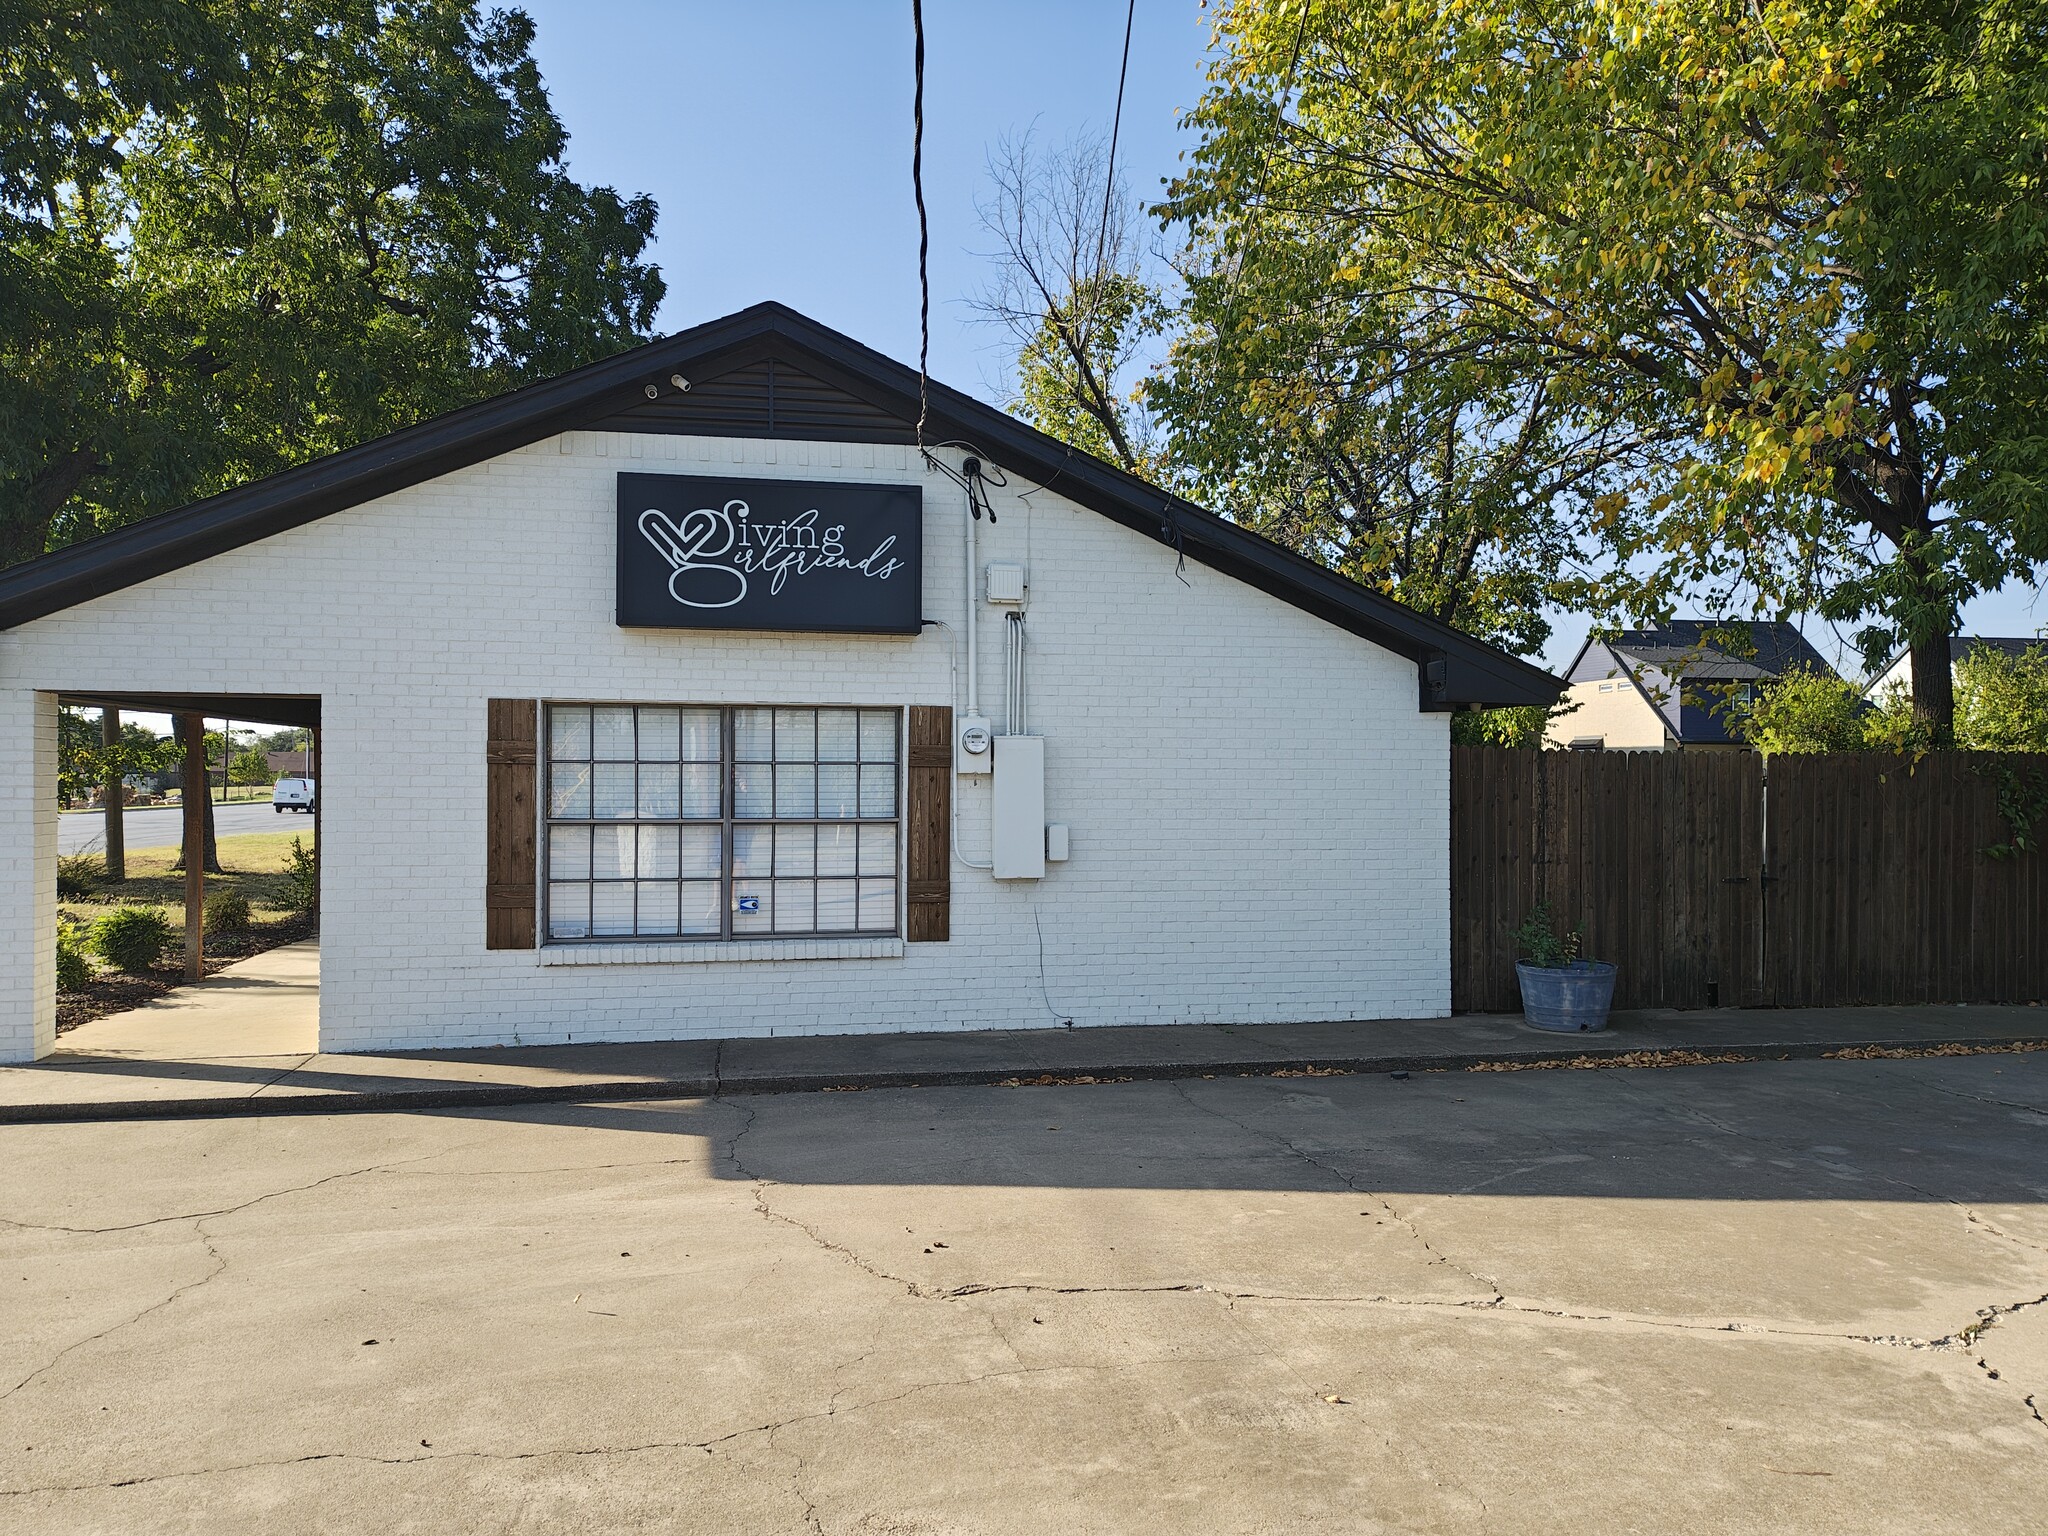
[1822,1040,2048,1061]
[1468,1049,1757,1073]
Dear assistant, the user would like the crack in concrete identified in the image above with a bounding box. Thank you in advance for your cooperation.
[2,1220,228,1402]
[0,1360,1145,1501]
[715,1090,936,1298]
[1916,1080,2048,1119]
[1627,1080,2048,1263]
[388,1156,707,1180]
[0,1150,461,1236]
[1952,1292,2048,1436]
[765,1419,825,1535]
[709,1083,2048,1395]
[933,1278,2033,1351]
[1166,1078,1506,1299]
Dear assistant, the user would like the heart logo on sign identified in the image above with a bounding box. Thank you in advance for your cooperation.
[638,501,749,609]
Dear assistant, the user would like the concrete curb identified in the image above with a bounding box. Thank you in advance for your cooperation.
[5,1031,2045,1126]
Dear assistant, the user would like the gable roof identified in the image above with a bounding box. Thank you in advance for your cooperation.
[1607,620,1835,680]
[1565,621,1833,682]
[0,301,1558,708]
[1562,620,1839,745]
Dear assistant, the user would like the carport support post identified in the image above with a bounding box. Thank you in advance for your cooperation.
[100,707,125,881]
[179,712,205,981]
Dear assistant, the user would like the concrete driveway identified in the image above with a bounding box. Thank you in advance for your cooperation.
[58,800,303,856]
[4,1056,2044,1533]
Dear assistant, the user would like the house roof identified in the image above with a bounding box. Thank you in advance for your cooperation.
[1606,620,1835,680]
[0,302,1559,709]
[1562,620,1839,745]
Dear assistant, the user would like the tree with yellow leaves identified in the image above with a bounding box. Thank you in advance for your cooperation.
[1159,0,2048,734]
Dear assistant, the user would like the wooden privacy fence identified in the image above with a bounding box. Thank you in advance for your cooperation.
[1450,747,2048,1012]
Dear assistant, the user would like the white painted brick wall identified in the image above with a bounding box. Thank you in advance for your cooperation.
[0,432,1450,1059]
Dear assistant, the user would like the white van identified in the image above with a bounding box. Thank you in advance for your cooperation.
[272,775,316,813]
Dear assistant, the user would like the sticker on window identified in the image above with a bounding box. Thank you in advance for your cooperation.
[737,895,761,913]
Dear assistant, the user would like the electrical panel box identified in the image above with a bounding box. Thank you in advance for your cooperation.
[1045,823,1070,862]
[991,735,1046,879]
[984,561,1027,605]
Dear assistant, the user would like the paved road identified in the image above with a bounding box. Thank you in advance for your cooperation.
[4,1054,2044,1532]
[58,800,311,856]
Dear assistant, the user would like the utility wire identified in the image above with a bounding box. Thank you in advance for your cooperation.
[1091,0,1138,287]
[911,0,931,452]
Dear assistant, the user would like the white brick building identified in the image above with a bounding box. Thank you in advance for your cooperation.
[0,305,1558,1061]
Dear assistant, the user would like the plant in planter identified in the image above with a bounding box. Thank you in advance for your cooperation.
[1513,902,1617,1033]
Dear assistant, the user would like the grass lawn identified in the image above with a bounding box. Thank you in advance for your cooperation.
[60,828,316,926]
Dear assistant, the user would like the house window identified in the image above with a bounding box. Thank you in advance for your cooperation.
[544,705,900,942]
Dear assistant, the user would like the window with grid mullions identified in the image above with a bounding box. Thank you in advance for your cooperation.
[544,705,900,942]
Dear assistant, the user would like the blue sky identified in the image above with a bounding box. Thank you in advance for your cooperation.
[515,1,2041,672]
[516,0,1205,403]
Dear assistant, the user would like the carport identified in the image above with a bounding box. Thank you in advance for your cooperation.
[5,688,318,1062]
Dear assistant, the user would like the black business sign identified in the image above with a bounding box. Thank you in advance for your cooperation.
[616,473,922,634]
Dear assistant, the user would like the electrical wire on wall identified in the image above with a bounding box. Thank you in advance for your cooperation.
[921,616,992,871]
[1004,608,1028,735]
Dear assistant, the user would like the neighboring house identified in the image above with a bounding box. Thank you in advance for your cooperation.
[265,747,312,776]
[1867,637,2046,703]
[1545,620,1839,751]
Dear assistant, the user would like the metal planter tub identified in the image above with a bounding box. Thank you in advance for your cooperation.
[1516,960,1618,1034]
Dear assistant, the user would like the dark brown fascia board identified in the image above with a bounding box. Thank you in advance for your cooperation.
[0,302,1561,708]
[58,692,321,728]
[0,309,784,630]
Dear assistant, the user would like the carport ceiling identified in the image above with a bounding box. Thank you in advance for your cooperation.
[59,692,320,729]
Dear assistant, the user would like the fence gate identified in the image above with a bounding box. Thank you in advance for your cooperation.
[1451,747,2048,1012]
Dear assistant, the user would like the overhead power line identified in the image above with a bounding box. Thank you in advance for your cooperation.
[1092,0,1138,286]
[912,0,931,451]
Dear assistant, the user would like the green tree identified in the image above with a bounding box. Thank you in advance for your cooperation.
[1451,703,1563,748]
[1149,275,1644,652]
[2,0,663,568]
[1954,645,2048,751]
[1733,669,1871,754]
[55,706,177,803]
[1163,0,2048,730]
[231,744,272,786]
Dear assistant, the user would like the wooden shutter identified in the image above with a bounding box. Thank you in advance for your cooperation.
[905,705,952,942]
[486,699,539,950]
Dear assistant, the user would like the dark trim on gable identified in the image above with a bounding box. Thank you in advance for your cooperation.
[0,302,1560,708]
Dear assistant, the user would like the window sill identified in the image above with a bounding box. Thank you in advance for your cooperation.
[536,937,905,966]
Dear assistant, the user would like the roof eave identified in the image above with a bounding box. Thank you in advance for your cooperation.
[0,302,1561,709]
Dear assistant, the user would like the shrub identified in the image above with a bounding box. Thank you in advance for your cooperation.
[1733,669,1870,754]
[205,888,252,938]
[55,924,94,991]
[1514,901,1583,968]
[56,851,104,900]
[282,836,318,913]
[1956,645,2048,752]
[90,905,174,974]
